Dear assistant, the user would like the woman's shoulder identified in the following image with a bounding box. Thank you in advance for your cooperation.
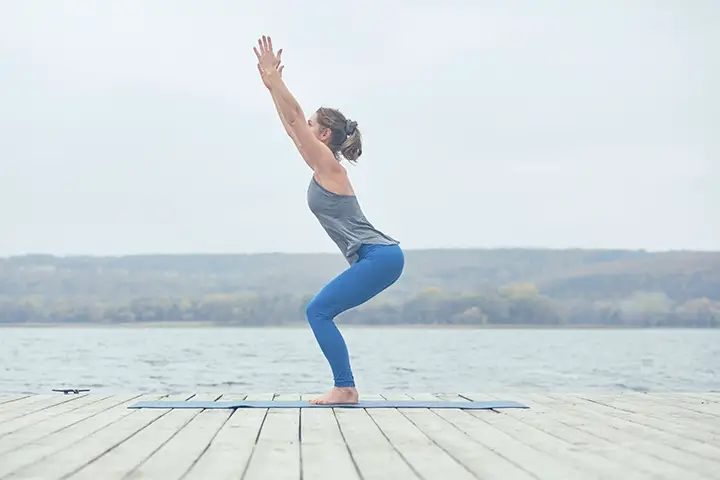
[313,168,355,197]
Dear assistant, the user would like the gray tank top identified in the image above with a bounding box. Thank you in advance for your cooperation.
[307,176,399,264]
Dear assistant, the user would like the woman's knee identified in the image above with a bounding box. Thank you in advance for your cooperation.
[306,296,330,325]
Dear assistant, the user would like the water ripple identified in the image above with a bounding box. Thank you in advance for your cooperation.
[0,327,718,394]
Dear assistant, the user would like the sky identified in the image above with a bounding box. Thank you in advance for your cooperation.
[1,0,718,256]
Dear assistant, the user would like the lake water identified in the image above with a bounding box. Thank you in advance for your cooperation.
[1,327,718,395]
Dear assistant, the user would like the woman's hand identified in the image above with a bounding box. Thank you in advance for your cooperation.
[258,62,284,90]
[254,35,282,75]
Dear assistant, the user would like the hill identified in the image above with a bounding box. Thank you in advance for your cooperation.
[0,249,718,327]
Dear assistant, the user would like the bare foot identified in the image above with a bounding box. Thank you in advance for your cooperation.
[309,387,359,405]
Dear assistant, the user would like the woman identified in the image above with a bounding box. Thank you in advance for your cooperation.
[254,35,404,404]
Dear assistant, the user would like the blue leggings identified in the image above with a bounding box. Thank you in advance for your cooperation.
[306,243,404,387]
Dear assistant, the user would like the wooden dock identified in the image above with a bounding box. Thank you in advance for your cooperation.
[0,392,718,479]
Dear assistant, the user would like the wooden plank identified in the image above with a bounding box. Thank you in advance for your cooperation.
[0,394,165,478]
[601,393,720,425]
[0,395,139,455]
[677,393,720,404]
[0,395,89,423]
[243,394,301,480]
[61,393,218,480]
[570,394,720,440]
[70,393,236,480]
[406,393,537,480]
[477,393,699,480]
[365,393,476,480]
[299,394,360,480]
[520,394,716,480]
[2,393,188,480]
[4,393,718,479]
[617,393,720,418]
[668,395,720,415]
[183,394,269,480]
[334,395,420,480]
[0,396,47,414]
[547,394,720,466]
[632,393,720,410]
[463,393,663,480]
[576,393,720,423]
[106,393,234,479]
[0,396,30,408]
[0,395,114,440]
[431,395,597,480]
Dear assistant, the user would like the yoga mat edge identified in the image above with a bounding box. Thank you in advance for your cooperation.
[127,399,528,409]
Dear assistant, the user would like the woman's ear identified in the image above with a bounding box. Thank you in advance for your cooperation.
[319,127,332,142]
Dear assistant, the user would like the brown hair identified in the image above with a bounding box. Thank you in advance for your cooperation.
[315,107,362,163]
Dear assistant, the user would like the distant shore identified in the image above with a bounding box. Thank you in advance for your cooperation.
[0,322,711,329]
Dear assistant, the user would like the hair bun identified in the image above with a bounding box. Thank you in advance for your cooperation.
[345,119,358,136]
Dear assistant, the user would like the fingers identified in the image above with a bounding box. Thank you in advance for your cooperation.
[256,35,276,51]
[261,35,272,53]
[254,35,281,63]
[279,65,284,76]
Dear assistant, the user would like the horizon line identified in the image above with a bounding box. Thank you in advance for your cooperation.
[2,246,719,259]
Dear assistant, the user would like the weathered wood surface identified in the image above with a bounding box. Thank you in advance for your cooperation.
[0,392,718,479]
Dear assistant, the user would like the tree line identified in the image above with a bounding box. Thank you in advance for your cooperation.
[1,285,717,327]
[1,249,718,327]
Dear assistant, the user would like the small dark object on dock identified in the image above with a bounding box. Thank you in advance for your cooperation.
[52,388,90,394]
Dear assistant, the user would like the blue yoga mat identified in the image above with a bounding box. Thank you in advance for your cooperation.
[128,399,528,410]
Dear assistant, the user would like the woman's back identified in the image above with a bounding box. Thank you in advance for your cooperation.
[307,176,398,265]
